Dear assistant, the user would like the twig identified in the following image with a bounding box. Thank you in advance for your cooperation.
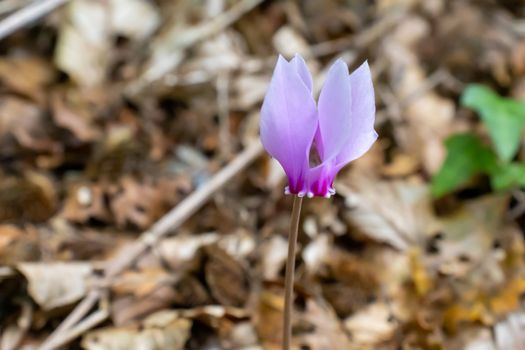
[0,301,32,350]
[40,308,109,350]
[0,0,34,17]
[39,141,264,349]
[217,72,232,158]
[0,0,69,41]
[41,289,101,348]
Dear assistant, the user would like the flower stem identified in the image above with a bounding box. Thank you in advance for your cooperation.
[283,195,303,350]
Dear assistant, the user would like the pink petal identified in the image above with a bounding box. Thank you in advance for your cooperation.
[335,61,377,168]
[316,59,352,161]
[290,54,313,93]
[308,61,377,198]
[308,161,337,198]
[260,55,317,194]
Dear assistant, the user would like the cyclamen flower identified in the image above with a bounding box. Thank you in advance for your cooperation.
[260,54,377,198]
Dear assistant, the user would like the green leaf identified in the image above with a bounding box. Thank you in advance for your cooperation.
[431,133,497,197]
[491,163,525,191]
[461,84,525,162]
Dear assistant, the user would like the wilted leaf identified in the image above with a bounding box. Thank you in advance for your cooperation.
[61,184,111,223]
[110,177,168,229]
[344,302,396,346]
[17,262,92,310]
[0,97,53,152]
[51,91,100,142]
[158,233,219,270]
[254,290,283,346]
[339,174,436,250]
[204,245,249,307]
[82,311,191,350]
[494,311,525,350]
[109,0,160,40]
[297,299,352,350]
[55,0,110,86]
[112,268,173,298]
[0,225,40,264]
[0,57,55,103]
[0,172,57,223]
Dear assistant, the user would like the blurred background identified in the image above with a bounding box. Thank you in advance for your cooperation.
[1,0,525,349]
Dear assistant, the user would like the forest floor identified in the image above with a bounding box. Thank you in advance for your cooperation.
[1,0,525,349]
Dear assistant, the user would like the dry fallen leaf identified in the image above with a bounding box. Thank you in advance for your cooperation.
[17,262,92,310]
[0,172,57,223]
[337,174,436,250]
[60,183,111,224]
[83,311,191,350]
[51,91,100,142]
[110,177,168,229]
[383,15,455,174]
[0,57,55,103]
[109,0,160,41]
[55,0,111,87]
[296,299,352,350]
[204,245,250,307]
[0,97,54,152]
[254,289,284,347]
[494,311,525,350]
[344,302,397,346]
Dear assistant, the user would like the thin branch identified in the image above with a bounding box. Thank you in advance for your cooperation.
[0,0,69,41]
[217,72,232,158]
[40,290,101,349]
[0,0,34,17]
[39,308,109,350]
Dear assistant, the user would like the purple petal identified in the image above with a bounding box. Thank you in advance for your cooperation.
[260,55,317,193]
[335,61,377,168]
[308,61,377,198]
[308,162,337,198]
[316,59,352,161]
[290,54,313,93]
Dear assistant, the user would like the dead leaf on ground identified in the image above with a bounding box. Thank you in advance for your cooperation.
[494,311,525,350]
[110,177,169,229]
[17,262,92,310]
[83,311,191,350]
[0,172,57,223]
[344,302,397,347]
[0,97,55,152]
[0,57,55,103]
[203,245,250,307]
[51,91,101,142]
[0,225,40,264]
[296,299,352,350]
[337,173,437,250]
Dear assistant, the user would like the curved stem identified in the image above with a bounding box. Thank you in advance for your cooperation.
[283,195,303,350]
